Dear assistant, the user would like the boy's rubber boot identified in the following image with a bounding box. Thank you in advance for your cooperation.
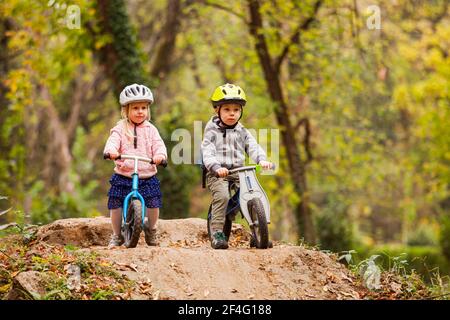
[211,231,228,249]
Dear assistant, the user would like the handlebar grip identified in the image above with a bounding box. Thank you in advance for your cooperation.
[213,169,227,178]
[103,153,121,160]
[104,153,166,166]
[150,159,168,168]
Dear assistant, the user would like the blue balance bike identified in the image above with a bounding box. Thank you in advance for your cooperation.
[206,165,274,249]
[104,153,167,248]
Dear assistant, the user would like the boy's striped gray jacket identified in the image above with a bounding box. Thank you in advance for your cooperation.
[201,116,267,173]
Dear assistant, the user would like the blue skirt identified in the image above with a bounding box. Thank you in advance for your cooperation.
[107,174,162,209]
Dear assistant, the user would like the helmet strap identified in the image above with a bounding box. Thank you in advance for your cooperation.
[130,119,145,126]
[129,119,145,149]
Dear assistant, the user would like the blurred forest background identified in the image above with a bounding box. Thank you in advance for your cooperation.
[0,0,449,280]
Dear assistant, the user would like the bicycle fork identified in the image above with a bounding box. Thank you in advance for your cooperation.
[122,172,146,228]
[238,170,271,226]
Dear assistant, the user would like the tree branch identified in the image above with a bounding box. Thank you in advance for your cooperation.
[429,1,448,29]
[150,0,182,79]
[66,65,86,144]
[0,207,12,217]
[295,117,313,163]
[79,74,110,131]
[274,0,323,72]
[200,0,248,23]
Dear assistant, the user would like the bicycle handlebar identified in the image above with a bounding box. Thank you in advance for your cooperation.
[214,163,276,177]
[103,153,168,168]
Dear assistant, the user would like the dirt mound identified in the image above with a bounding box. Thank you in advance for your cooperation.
[18,217,365,299]
[36,217,249,248]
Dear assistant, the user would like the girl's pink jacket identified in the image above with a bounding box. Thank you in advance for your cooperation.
[103,120,167,178]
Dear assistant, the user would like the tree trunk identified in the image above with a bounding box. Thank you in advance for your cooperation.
[95,0,145,97]
[150,0,182,79]
[0,18,30,220]
[0,17,16,223]
[247,0,316,244]
[38,85,74,195]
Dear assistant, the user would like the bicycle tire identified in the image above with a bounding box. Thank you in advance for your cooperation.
[250,235,257,248]
[247,198,269,249]
[250,236,272,248]
[122,199,142,248]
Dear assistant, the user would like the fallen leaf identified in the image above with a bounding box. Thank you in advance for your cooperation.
[141,287,152,294]
[390,282,402,294]
[341,274,354,283]
[326,272,338,283]
[129,263,138,272]
[115,262,138,272]
[341,290,360,299]
[0,282,12,294]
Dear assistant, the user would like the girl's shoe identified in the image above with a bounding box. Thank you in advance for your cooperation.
[108,234,124,248]
[144,218,159,246]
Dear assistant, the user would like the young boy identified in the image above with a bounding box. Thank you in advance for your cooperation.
[201,83,272,249]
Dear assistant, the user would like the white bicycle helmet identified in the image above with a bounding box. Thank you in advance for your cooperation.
[119,83,154,106]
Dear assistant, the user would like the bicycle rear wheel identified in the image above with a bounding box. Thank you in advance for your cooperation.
[247,198,269,249]
[122,199,142,248]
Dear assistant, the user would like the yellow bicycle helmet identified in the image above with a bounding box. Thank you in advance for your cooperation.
[210,83,247,107]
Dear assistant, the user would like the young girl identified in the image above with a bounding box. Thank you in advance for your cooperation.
[103,83,167,248]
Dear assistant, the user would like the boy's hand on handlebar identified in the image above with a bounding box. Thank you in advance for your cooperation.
[152,155,166,165]
[259,161,273,170]
[216,167,229,178]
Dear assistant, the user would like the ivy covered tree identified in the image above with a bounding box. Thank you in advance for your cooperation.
[95,0,146,96]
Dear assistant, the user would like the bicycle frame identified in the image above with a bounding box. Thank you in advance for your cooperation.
[120,155,154,228]
[226,165,271,226]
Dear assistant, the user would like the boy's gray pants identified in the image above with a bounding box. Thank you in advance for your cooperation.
[206,172,239,233]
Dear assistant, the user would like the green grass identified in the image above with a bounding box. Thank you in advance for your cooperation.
[338,245,450,299]
[353,244,450,283]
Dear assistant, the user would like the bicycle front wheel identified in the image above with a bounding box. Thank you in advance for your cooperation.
[247,198,269,249]
[122,199,143,248]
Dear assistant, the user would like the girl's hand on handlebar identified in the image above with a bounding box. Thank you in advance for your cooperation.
[108,152,120,160]
[259,160,273,170]
[152,155,166,165]
[216,167,229,178]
